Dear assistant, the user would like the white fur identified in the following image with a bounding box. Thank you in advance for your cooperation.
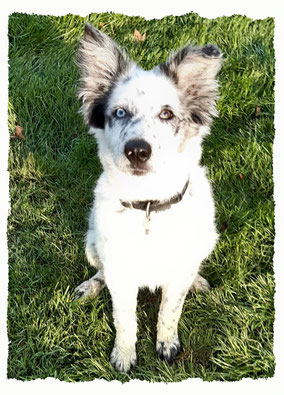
[76,112,217,372]
[75,28,220,372]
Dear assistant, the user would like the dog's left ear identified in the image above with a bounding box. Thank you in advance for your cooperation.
[77,23,135,128]
[159,45,223,125]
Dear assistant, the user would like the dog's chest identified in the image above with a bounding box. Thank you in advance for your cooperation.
[95,191,215,286]
[92,165,218,288]
[99,193,193,241]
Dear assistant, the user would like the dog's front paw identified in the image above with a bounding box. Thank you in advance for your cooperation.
[156,338,181,363]
[110,344,137,373]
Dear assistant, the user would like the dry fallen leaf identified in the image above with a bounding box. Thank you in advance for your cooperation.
[99,22,104,29]
[178,347,190,361]
[133,29,146,43]
[255,106,261,117]
[11,125,25,140]
[239,173,244,180]
[220,222,228,232]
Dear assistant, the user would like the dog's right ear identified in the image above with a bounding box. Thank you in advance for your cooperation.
[159,45,223,126]
[77,23,135,128]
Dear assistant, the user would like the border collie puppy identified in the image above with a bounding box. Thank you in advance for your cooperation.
[75,23,222,372]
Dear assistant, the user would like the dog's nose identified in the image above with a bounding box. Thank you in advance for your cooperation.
[124,139,152,167]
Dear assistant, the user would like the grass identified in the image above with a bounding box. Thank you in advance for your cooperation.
[7,12,275,382]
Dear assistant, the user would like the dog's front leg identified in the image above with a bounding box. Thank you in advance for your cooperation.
[156,283,190,363]
[109,287,138,372]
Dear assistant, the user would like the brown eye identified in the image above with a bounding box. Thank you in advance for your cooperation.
[159,109,173,120]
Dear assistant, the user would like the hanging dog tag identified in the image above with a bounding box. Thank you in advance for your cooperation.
[144,202,151,235]
[144,217,151,235]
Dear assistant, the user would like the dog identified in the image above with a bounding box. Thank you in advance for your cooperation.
[74,23,222,372]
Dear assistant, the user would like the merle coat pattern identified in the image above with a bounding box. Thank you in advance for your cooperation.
[74,23,222,372]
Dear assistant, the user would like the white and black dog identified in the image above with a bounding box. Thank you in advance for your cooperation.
[74,23,222,372]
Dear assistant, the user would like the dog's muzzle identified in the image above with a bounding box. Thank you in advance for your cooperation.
[124,139,151,171]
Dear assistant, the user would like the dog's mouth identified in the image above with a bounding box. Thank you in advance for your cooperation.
[131,168,149,176]
[129,162,152,176]
[116,159,151,176]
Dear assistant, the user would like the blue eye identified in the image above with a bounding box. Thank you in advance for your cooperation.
[115,108,126,118]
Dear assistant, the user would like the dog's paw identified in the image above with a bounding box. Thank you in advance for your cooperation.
[110,344,137,373]
[190,274,211,293]
[156,338,181,363]
[74,278,104,300]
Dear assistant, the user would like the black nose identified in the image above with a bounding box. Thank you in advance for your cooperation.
[124,139,152,167]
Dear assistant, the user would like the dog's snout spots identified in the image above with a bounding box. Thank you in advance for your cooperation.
[136,88,145,96]
[124,139,152,168]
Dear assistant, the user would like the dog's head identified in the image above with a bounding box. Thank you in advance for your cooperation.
[77,23,222,183]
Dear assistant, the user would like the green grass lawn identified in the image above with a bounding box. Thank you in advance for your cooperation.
[7,12,275,382]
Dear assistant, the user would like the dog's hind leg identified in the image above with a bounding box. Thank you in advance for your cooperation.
[74,228,105,300]
[74,270,105,300]
[189,273,210,293]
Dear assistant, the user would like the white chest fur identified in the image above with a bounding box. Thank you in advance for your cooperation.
[90,164,217,291]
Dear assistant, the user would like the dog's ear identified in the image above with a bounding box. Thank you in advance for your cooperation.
[77,23,135,128]
[159,45,222,125]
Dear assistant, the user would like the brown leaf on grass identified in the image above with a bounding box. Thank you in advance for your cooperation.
[11,125,25,140]
[220,222,228,232]
[98,22,104,29]
[255,106,261,117]
[178,347,191,361]
[133,29,146,43]
[239,173,244,180]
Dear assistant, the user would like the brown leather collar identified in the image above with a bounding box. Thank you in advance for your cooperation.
[120,179,189,214]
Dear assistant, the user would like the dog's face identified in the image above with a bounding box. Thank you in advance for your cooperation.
[104,69,192,176]
[77,24,222,180]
